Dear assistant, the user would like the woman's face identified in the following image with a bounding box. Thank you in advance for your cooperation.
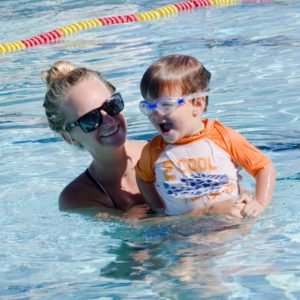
[62,77,127,152]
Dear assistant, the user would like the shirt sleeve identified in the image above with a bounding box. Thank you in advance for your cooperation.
[135,141,155,183]
[215,122,271,177]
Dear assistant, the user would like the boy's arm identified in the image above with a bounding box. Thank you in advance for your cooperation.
[215,123,276,217]
[240,162,276,217]
[136,176,165,213]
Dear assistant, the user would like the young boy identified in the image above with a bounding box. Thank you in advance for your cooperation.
[135,54,276,217]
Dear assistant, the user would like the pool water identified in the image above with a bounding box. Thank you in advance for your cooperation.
[1,0,300,299]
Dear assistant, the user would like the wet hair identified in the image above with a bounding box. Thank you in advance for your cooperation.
[42,60,116,133]
[140,54,211,111]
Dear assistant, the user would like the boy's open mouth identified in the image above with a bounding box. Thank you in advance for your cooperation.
[159,122,172,134]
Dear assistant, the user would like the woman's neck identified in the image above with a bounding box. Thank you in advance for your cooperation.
[89,143,131,183]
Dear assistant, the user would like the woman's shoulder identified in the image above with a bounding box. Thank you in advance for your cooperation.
[123,140,147,168]
[127,139,147,147]
[58,172,87,210]
[58,171,101,210]
[126,139,147,154]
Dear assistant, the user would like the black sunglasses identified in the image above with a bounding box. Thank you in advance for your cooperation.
[65,92,124,133]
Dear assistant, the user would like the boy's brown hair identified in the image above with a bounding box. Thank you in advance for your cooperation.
[140,54,211,110]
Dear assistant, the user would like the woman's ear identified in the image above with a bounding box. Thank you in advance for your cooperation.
[61,131,83,147]
[192,97,206,116]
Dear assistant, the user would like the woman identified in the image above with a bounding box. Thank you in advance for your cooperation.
[43,61,147,216]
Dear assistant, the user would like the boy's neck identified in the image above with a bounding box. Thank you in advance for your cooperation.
[174,120,206,145]
[188,120,205,137]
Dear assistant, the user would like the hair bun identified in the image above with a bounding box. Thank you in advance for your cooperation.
[42,60,75,87]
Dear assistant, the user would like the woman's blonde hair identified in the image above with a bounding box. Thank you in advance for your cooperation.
[42,60,115,133]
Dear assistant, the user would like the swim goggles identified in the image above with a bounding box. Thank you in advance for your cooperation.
[139,91,209,116]
[65,92,124,133]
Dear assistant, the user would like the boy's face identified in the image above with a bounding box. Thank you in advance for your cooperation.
[147,87,205,143]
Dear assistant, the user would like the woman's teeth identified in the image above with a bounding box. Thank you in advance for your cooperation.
[100,126,118,137]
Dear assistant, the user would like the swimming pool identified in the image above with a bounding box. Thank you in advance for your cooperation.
[1,0,300,298]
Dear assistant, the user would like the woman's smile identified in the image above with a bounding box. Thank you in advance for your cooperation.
[99,124,119,138]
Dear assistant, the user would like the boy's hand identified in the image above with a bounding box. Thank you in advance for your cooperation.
[239,199,265,217]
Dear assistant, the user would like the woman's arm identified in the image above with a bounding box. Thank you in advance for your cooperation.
[185,198,246,219]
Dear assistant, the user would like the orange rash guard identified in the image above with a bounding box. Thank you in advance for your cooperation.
[135,119,271,215]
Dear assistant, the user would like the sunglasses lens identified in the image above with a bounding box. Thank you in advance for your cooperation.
[79,110,102,133]
[103,94,124,116]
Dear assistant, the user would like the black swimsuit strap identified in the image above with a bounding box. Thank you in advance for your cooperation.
[85,169,117,209]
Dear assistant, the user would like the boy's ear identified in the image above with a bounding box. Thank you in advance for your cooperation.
[61,131,82,147]
[192,97,206,116]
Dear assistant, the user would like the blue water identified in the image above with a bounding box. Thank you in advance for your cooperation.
[1,0,300,299]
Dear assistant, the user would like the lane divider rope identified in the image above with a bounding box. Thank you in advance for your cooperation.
[0,0,273,55]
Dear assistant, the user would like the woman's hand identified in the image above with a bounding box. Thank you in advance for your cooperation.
[124,204,151,220]
[208,199,247,219]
